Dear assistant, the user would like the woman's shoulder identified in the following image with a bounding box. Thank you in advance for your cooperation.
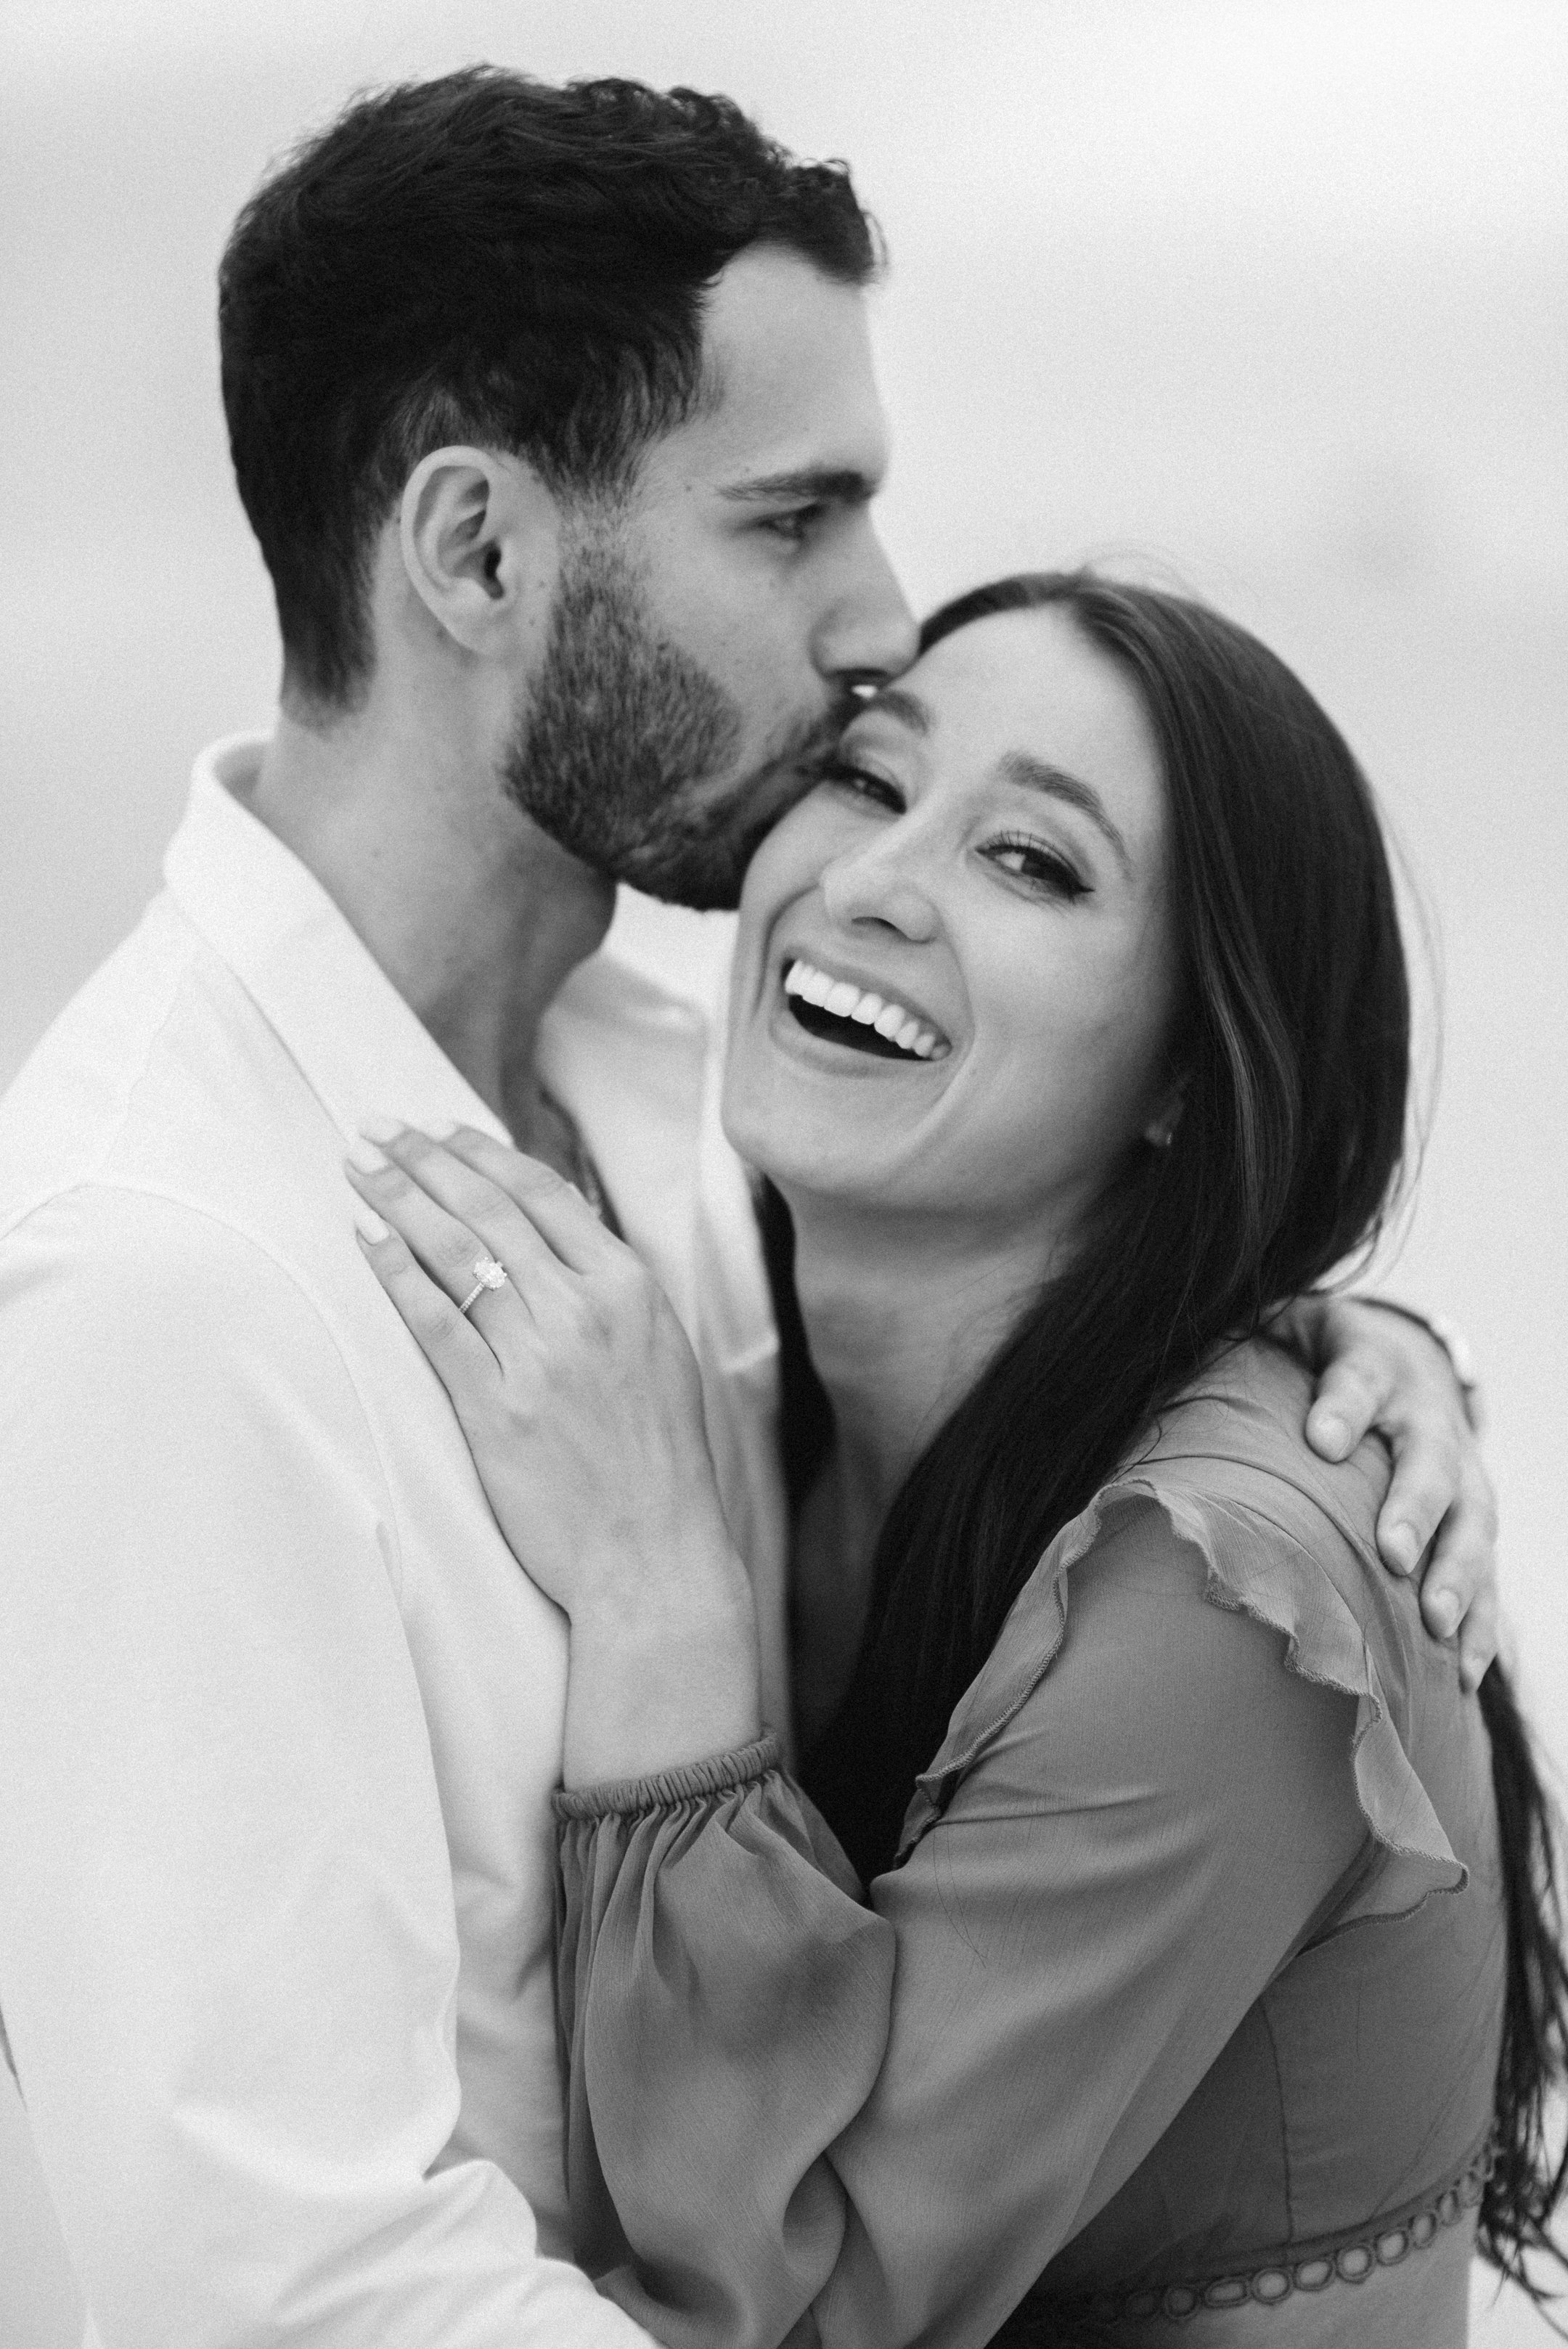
[903,1336,1464,1916]
[1036,1335,1404,1688]
[1132,1333,1392,1571]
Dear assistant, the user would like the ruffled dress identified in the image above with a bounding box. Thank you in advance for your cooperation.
[552,1341,1505,2348]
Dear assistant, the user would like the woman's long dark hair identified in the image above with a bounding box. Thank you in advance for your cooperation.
[772,572,1567,2305]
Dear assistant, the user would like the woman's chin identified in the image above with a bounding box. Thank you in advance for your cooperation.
[720,1072,892,1212]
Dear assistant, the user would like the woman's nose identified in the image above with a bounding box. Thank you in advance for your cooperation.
[820,843,940,942]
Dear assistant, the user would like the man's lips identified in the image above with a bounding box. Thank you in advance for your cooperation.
[780,956,951,1062]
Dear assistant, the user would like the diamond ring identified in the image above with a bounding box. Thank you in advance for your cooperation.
[457,1255,510,1316]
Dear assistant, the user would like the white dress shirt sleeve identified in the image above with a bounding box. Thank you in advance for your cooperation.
[0,1185,653,2349]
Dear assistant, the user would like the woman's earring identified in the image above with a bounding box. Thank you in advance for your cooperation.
[1143,1081,1185,1152]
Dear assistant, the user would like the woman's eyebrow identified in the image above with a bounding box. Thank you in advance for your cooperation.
[998,751,1133,877]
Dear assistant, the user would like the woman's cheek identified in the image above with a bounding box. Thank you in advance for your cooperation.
[738,822,833,935]
[979,984,1125,1185]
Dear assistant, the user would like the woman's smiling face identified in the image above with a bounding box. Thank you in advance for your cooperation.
[723,604,1183,1246]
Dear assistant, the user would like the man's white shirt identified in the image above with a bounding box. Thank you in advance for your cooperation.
[0,737,787,2347]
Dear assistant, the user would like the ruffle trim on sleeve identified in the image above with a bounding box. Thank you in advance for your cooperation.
[898,1476,1466,1927]
[552,1733,783,1822]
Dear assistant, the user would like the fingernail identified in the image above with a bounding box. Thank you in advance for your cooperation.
[359,1114,407,1145]
[346,1137,389,1173]
[1312,1411,1349,1455]
[355,1209,390,1243]
[1384,1524,1419,1574]
[1429,1590,1459,1637]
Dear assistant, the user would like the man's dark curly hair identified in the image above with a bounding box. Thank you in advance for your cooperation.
[219,68,881,711]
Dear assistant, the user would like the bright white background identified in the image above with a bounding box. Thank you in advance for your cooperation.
[1,3,1564,2341]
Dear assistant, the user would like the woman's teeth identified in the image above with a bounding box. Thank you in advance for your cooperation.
[783,960,949,1061]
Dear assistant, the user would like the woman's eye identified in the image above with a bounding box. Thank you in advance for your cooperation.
[820,759,905,813]
[987,836,1089,899]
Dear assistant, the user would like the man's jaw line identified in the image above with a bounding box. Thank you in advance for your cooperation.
[611,711,859,911]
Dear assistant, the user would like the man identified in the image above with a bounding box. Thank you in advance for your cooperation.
[0,67,1490,2347]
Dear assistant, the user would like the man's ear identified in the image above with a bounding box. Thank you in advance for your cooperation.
[398,447,561,662]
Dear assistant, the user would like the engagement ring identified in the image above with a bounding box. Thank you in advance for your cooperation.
[457,1256,509,1315]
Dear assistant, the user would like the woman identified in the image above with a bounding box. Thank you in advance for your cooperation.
[348,574,1566,2346]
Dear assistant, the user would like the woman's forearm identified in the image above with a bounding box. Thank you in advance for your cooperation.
[563,1544,763,1787]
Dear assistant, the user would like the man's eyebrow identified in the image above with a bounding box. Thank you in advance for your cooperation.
[718,465,879,507]
[999,752,1134,877]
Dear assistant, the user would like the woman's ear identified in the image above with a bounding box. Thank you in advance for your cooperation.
[398,447,561,663]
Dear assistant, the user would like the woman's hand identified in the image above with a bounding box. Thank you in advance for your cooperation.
[346,1123,761,1786]
[1279,1294,1499,1691]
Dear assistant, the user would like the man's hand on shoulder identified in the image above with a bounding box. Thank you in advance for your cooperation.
[1274,1293,1498,1692]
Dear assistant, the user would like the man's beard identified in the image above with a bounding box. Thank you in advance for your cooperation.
[503,535,850,912]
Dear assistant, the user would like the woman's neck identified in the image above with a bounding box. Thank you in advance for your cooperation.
[784,1188,1058,1531]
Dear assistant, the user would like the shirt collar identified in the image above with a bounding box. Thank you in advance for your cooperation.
[163,733,711,1153]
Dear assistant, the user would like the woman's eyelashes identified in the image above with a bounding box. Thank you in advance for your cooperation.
[821,757,905,812]
[985,833,1091,901]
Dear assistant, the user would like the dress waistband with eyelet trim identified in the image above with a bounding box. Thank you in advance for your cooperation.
[1032,2131,1494,2332]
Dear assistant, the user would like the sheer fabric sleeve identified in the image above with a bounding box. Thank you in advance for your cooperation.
[554,1494,1447,2349]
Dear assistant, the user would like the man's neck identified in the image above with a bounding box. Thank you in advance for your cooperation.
[249,699,613,1140]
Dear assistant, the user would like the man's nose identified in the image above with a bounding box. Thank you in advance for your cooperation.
[814,522,919,688]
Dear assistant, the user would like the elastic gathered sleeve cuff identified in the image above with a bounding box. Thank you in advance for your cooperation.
[552,1736,783,1822]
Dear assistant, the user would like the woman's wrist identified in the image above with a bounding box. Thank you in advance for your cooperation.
[554,1735,783,1821]
[562,1552,763,1789]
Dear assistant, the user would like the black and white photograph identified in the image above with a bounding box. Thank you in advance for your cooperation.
[1,4,1564,2343]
